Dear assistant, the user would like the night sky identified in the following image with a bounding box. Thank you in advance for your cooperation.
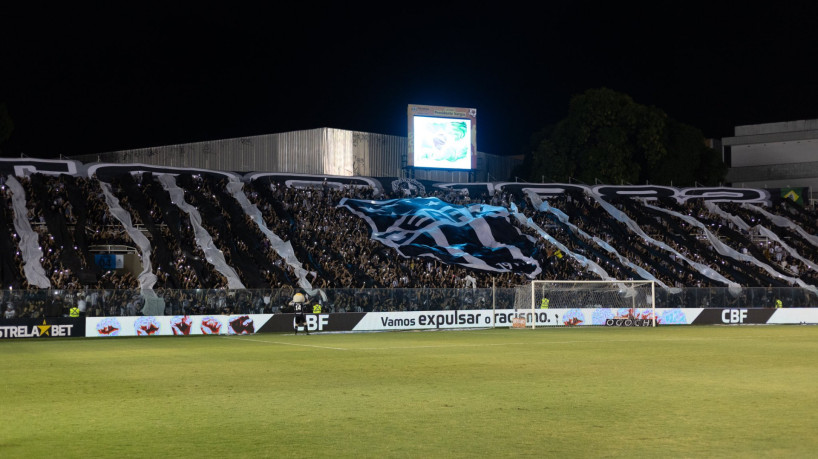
[2,3,817,159]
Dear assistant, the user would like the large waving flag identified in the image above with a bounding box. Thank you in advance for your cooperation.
[338,197,541,277]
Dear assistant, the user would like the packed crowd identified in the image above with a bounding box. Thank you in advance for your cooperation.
[0,170,817,318]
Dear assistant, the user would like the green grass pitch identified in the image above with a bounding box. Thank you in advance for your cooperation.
[3,325,817,458]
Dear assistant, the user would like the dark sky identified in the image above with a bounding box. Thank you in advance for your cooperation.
[2,3,818,159]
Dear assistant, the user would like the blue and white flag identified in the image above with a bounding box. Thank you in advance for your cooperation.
[338,197,541,277]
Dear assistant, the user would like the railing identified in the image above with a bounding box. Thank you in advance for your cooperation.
[655,287,815,309]
[1,287,816,319]
[88,245,140,254]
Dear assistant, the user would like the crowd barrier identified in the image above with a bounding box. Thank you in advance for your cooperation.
[0,287,816,338]
[3,307,818,339]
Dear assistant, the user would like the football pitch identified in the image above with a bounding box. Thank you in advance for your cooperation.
[3,326,817,458]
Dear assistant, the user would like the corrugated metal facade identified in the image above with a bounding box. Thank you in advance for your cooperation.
[70,128,521,180]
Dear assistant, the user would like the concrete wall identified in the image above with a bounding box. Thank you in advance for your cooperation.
[722,120,818,200]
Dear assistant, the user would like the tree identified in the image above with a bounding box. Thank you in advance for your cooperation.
[523,88,726,186]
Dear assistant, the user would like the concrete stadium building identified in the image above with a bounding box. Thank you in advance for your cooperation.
[723,119,818,205]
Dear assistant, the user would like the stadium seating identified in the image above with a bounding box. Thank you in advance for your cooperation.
[0,161,816,317]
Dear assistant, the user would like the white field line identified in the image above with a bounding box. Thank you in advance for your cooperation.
[223,333,793,352]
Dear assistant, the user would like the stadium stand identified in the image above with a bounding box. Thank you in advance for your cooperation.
[0,160,816,317]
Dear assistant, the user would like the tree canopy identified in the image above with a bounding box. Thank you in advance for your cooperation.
[518,88,726,186]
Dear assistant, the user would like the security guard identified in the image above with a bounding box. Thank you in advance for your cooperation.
[540,297,550,309]
[775,299,783,309]
[312,302,322,314]
[69,305,80,317]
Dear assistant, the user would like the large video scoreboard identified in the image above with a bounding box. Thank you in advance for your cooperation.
[408,104,477,170]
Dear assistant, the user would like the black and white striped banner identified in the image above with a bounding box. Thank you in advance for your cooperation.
[338,197,542,277]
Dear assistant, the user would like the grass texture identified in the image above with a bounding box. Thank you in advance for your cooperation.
[2,326,817,458]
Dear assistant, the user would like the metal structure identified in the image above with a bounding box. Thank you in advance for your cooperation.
[70,128,522,182]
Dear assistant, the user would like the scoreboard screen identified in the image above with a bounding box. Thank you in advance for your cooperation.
[408,105,476,170]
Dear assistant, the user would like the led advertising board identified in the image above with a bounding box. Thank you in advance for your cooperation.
[408,104,476,170]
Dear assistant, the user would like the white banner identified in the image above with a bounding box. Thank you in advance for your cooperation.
[767,308,818,324]
[350,308,700,330]
[84,308,816,337]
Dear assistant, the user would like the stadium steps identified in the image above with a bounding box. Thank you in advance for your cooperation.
[656,198,796,282]
[725,203,818,263]
[28,174,83,276]
[561,194,684,285]
[537,208,639,280]
[142,172,213,288]
[250,177,340,286]
[596,195,713,286]
[0,183,23,289]
[62,175,102,280]
[200,174,271,288]
[774,200,818,235]
[622,197,785,287]
[108,173,183,289]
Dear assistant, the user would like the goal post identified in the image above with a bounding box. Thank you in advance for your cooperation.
[512,280,656,328]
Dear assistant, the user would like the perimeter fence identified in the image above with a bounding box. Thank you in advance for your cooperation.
[1,286,816,319]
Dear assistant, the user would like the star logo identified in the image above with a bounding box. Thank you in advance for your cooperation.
[37,320,51,337]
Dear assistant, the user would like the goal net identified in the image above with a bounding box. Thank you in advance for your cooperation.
[511,280,656,328]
